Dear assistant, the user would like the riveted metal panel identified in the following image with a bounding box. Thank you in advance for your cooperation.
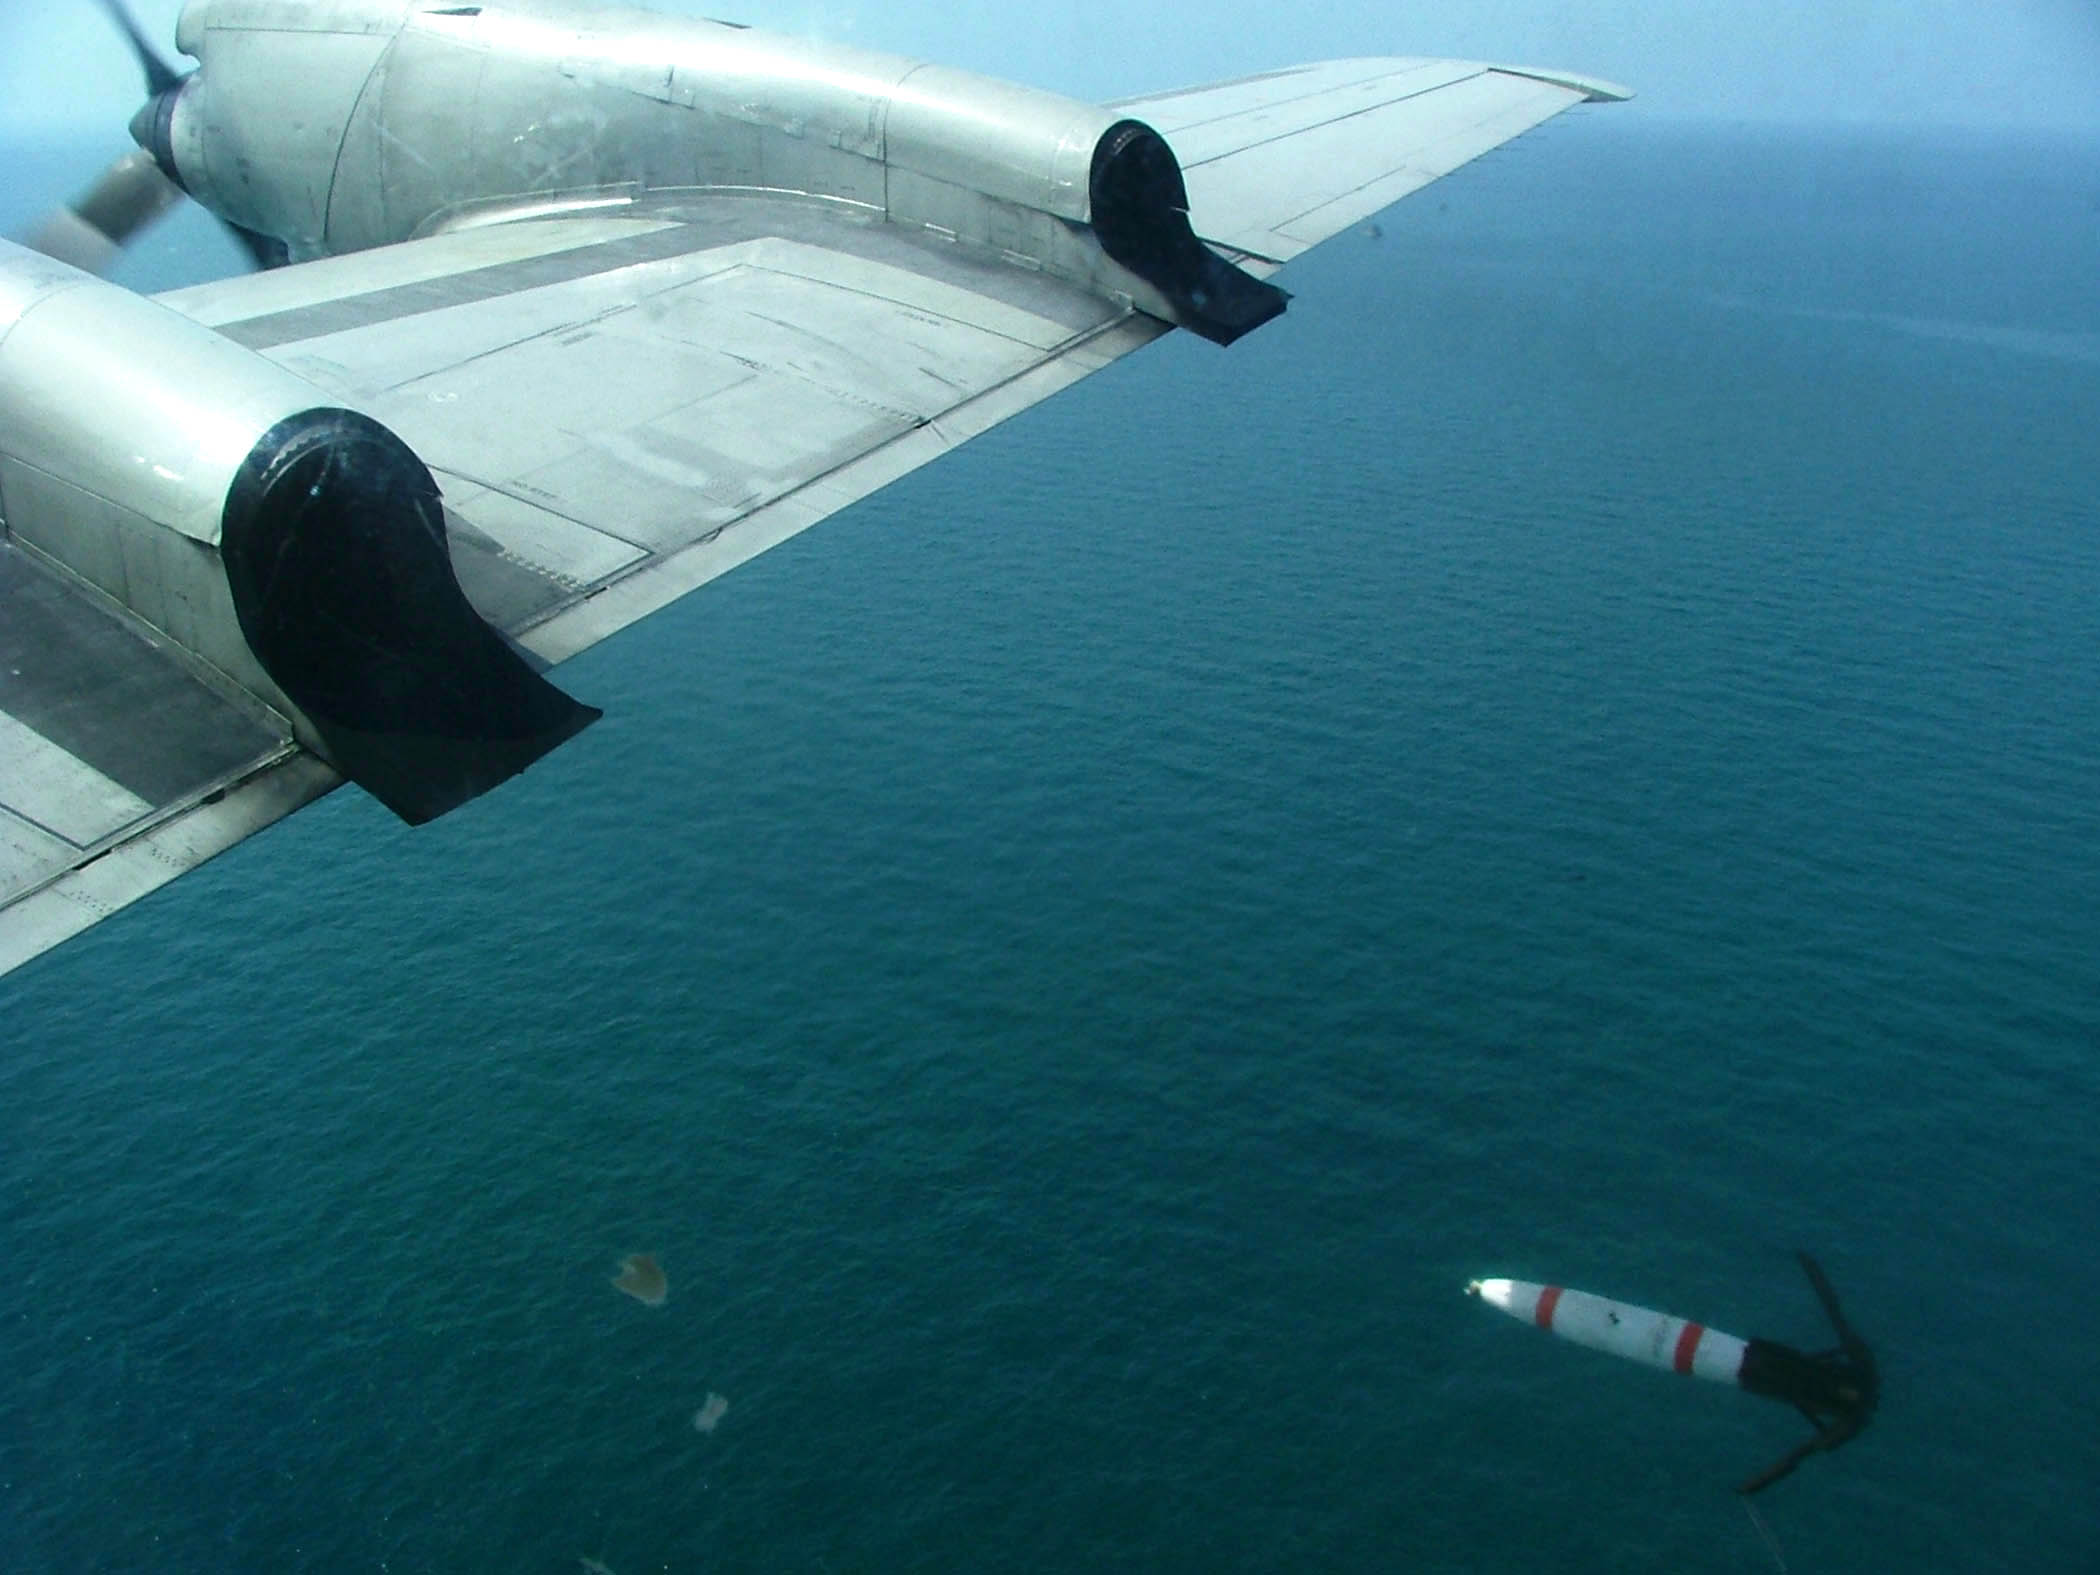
[0,248,332,546]
[331,18,488,249]
[0,463,270,702]
[652,17,904,158]
[885,64,1114,224]
[176,0,412,55]
[185,1,1125,266]
[177,26,394,246]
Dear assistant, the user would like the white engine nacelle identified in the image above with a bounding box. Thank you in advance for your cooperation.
[141,0,1283,341]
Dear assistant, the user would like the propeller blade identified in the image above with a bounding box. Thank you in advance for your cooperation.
[20,148,184,275]
[93,0,184,96]
[99,0,296,272]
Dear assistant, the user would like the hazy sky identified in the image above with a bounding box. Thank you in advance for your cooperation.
[4,0,2098,141]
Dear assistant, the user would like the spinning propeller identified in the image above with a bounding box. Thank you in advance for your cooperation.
[17,0,286,275]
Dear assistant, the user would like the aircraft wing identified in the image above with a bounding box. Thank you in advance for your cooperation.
[2,200,1164,975]
[1113,58,1629,267]
[3,54,1622,978]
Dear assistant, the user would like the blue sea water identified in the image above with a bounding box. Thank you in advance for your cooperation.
[4,117,2099,1572]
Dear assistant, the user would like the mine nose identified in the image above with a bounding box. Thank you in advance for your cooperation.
[128,77,192,191]
[1470,1278,1517,1312]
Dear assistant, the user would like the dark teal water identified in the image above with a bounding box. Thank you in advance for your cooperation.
[5,120,2099,1572]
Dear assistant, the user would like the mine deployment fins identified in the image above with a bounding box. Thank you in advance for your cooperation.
[1734,1252,1878,1494]
[1468,1252,1876,1494]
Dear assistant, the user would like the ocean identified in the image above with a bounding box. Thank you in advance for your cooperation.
[3,116,2098,1572]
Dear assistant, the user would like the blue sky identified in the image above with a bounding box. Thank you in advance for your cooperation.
[3,0,2098,141]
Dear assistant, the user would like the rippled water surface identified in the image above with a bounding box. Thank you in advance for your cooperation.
[4,121,2098,1572]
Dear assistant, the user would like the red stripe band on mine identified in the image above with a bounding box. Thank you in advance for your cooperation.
[1673,1322,1704,1374]
[1536,1285,1563,1329]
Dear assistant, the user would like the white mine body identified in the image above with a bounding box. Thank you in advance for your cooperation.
[1470,1277,1749,1385]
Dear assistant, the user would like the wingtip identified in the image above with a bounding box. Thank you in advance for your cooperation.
[1492,65,1635,104]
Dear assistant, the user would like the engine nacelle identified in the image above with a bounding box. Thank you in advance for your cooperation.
[0,241,595,822]
[140,0,1282,342]
[145,0,413,254]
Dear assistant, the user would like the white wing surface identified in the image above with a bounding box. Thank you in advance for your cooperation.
[1114,58,1629,267]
